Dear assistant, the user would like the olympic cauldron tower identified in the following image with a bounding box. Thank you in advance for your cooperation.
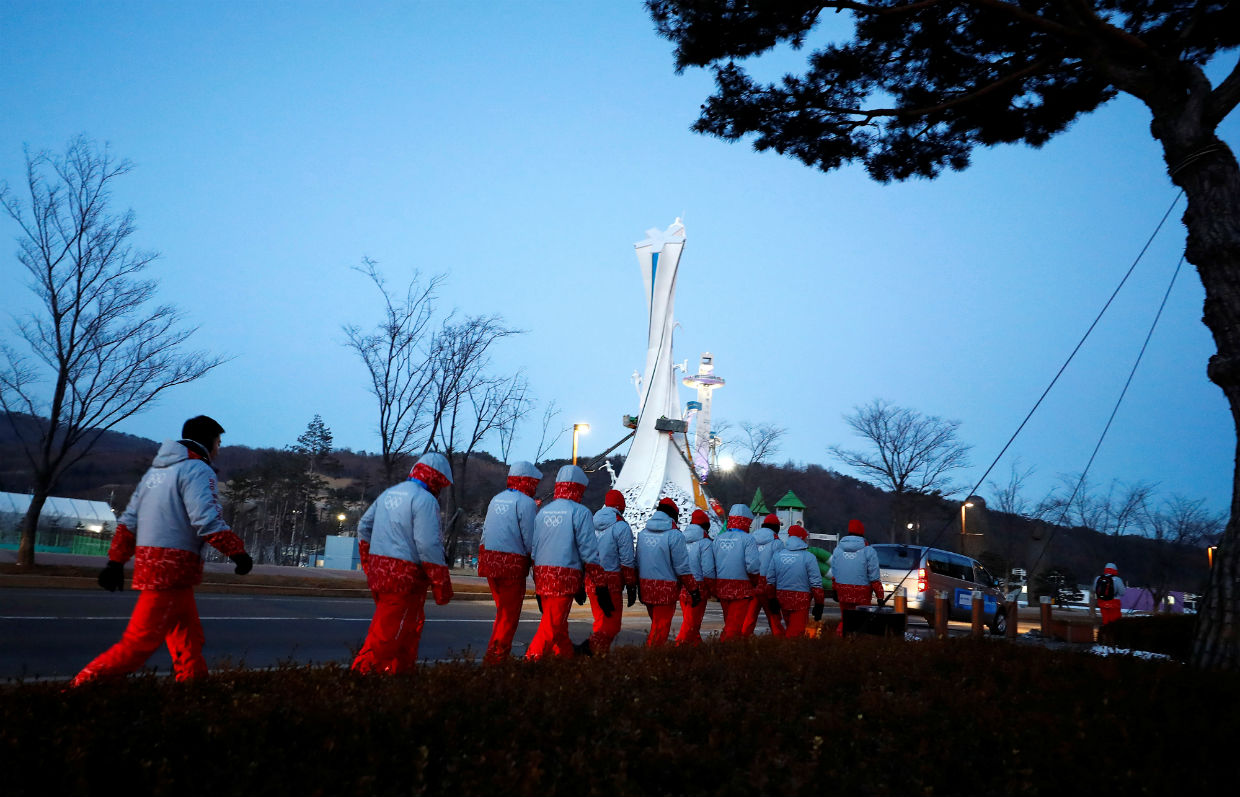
[612,219,702,534]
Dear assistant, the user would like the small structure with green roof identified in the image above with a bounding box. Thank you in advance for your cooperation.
[774,490,805,529]
[749,487,769,516]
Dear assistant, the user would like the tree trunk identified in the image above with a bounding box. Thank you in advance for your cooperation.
[16,488,50,567]
[1150,107,1240,668]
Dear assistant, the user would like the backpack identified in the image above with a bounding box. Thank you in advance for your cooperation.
[1095,574,1116,601]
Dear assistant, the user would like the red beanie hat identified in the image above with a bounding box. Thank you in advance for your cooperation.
[848,519,865,536]
[604,490,626,512]
[690,509,709,528]
[762,513,780,530]
[788,524,808,540]
[657,497,678,518]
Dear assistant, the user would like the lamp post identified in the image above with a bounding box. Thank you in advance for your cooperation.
[571,422,590,465]
[960,501,975,541]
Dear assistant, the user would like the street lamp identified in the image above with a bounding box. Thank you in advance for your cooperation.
[572,422,590,465]
[960,501,975,538]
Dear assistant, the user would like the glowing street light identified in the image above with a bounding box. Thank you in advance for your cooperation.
[960,501,975,538]
[572,422,590,465]
[717,453,736,472]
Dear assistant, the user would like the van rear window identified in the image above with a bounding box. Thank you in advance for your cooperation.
[874,546,920,568]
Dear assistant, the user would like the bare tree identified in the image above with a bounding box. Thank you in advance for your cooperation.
[425,315,522,561]
[533,400,566,465]
[342,259,443,483]
[1146,495,1225,612]
[738,421,786,466]
[493,378,534,463]
[1045,473,1156,536]
[0,137,223,567]
[830,399,972,540]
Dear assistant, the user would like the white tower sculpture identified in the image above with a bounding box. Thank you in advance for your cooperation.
[613,219,699,533]
[682,352,725,481]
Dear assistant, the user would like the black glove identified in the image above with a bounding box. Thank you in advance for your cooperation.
[829,589,838,603]
[535,594,543,613]
[596,586,615,617]
[812,603,824,622]
[230,552,253,575]
[574,585,587,606]
[767,597,781,616]
[626,583,637,607]
[98,561,124,592]
[690,589,702,608]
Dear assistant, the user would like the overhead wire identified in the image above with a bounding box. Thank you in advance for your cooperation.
[872,190,1186,616]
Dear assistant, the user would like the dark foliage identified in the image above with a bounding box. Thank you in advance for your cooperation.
[1100,614,1197,659]
[3,638,1237,796]
[647,1,1239,181]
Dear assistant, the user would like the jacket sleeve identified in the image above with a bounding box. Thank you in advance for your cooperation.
[183,462,231,538]
[615,521,636,570]
[669,532,691,576]
[108,483,143,563]
[1115,576,1127,598]
[518,497,537,556]
[744,535,761,575]
[412,495,447,572]
[865,548,881,583]
[807,553,823,591]
[701,541,715,580]
[357,501,377,545]
[574,505,602,579]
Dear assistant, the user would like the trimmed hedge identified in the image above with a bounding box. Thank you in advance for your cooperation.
[1098,614,1196,659]
[3,637,1237,796]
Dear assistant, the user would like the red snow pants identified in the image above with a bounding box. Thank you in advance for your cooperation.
[72,588,206,686]
[675,591,707,646]
[352,590,428,674]
[1098,598,1122,625]
[645,603,676,647]
[588,586,623,654]
[525,595,575,659]
[781,607,810,638]
[742,594,785,637]
[484,576,526,664]
[719,599,750,641]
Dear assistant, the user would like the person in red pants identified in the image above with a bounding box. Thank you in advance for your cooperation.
[765,524,826,637]
[743,513,786,637]
[526,465,605,659]
[588,489,635,655]
[676,509,715,645]
[478,461,542,664]
[828,519,884,636]
[635,499,699,646]
[72,416,253,686]
[352,452,454,674]
[711,504,761,641]
[1094,562,1128,626]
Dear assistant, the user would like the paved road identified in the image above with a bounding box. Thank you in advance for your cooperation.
[1,588,1038,681]
[0,588,729,680]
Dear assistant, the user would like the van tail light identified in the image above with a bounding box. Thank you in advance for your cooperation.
[917,568,927,595]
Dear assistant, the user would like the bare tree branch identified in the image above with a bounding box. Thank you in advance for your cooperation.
[0,136,224,566]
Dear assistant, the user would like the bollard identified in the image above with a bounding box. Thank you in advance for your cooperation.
[1040,595,1053,636]
[934,590,949,639]
[893,586,907,615]
[1005,599,1019,640]
[970,590,984,639]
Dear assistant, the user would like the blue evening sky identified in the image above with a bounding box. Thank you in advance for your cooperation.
[2,2,1236,518]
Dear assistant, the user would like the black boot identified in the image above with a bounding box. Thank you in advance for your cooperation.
[573,639,594,657]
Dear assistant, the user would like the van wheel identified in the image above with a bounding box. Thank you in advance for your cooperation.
[989,609,1006,636]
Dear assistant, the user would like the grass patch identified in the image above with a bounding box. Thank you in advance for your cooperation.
[2,636,1233,796]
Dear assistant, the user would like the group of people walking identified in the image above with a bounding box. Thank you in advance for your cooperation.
[71,418,888,683]
[476,460,860,663]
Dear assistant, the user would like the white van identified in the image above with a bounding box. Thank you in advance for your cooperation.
[870,544,1008,634]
